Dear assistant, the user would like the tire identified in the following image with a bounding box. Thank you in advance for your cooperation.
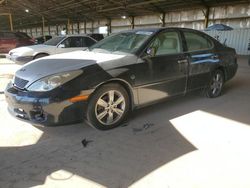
[86,83,130,130]
[34,53,48,59]
[206,69,224,98]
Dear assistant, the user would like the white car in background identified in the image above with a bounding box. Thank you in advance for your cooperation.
[7,35,97,64]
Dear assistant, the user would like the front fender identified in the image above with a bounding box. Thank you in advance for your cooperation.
[81,67,138,109]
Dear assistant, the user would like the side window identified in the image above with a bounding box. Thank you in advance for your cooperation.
[82,37,96,47]
[149,31,181,56]
[61,37,82,48]
[184,32,213,52]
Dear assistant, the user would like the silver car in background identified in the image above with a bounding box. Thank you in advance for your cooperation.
[7,35,97,64]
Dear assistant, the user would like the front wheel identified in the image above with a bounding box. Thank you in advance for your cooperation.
[206,69,224,98]
[86,83,130,130]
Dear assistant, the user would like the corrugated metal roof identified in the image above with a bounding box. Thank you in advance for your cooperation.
[0,0,249,30]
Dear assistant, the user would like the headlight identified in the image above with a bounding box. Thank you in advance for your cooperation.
[27,70,82,92]
[10,51,22,56]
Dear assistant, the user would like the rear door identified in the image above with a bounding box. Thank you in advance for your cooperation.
[135,30,188,105]
[182,30,218,90]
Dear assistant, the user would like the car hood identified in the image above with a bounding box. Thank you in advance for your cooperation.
[15,50,136,87]
[10,44,55,55]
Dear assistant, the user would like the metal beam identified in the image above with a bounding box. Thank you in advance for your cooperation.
[98,0,167,13]
[0,13,13,31]
[107,18,112,35]
[1,0,250,30]
[42,16,45,36]
[204,7,210,28]
[160,13,165,27]
[130,16,135,29]
[77,21,80,34]
[67,19,71,34]
[84,20,86,34]
[56,25,59,35]
[9,13,13,31]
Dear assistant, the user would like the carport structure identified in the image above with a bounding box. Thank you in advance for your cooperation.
[1,0,250,188]
[0,0,249,34]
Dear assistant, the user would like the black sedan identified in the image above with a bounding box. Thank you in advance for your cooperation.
[5,28,238,130]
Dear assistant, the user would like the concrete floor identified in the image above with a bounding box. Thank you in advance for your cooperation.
[0,56,249,188]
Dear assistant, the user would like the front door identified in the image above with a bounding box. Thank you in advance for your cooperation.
[135,30,188,105]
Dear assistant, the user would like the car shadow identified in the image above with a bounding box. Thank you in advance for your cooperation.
[0,113,196,187]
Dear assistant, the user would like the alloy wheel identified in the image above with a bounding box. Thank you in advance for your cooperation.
[95,90,126,126]
[210,72,223,96]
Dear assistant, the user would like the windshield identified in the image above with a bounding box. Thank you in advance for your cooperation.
[89,31,153,54]
[44,36,65,46]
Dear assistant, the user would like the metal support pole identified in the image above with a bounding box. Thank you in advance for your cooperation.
[204,7,210,28]
[48,24,50,35]
[84,20,86,34]
[91,21,94,33]
[67,19,70,34]
[131,16,134,29]
[0,13,14,31]
[56,25,58,35]
[107,18,112,35]
[9,13,13,31]
[161,13,165,27]
[77,22,80,34]
[42,16,45,36]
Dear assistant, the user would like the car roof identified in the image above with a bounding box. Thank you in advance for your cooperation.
[119,27,204,33]
[65,34,89,37]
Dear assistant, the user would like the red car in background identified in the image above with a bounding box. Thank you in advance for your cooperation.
[0,31,34,53]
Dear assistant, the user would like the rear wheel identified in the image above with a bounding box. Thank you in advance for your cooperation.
[86,83,130,130]
[206,69,224,98]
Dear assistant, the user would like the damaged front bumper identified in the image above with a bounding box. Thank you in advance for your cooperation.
[4,83,88,126]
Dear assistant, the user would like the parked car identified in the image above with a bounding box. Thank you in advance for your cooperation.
[7,35,97,64]
[87,33,104,41]
[0,31,34,53]
[5,28,238,130]
[34,35,52,44]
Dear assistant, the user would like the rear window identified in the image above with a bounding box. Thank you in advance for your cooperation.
[184,31,213,52]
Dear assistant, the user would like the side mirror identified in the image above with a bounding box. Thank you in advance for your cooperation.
[58,44,65,48]
[146,47,156,57]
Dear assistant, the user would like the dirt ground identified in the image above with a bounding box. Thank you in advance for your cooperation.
[0,56,250,188]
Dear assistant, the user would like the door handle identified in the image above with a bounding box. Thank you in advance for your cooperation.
[177,59,188,64]
[211,55,219,59]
